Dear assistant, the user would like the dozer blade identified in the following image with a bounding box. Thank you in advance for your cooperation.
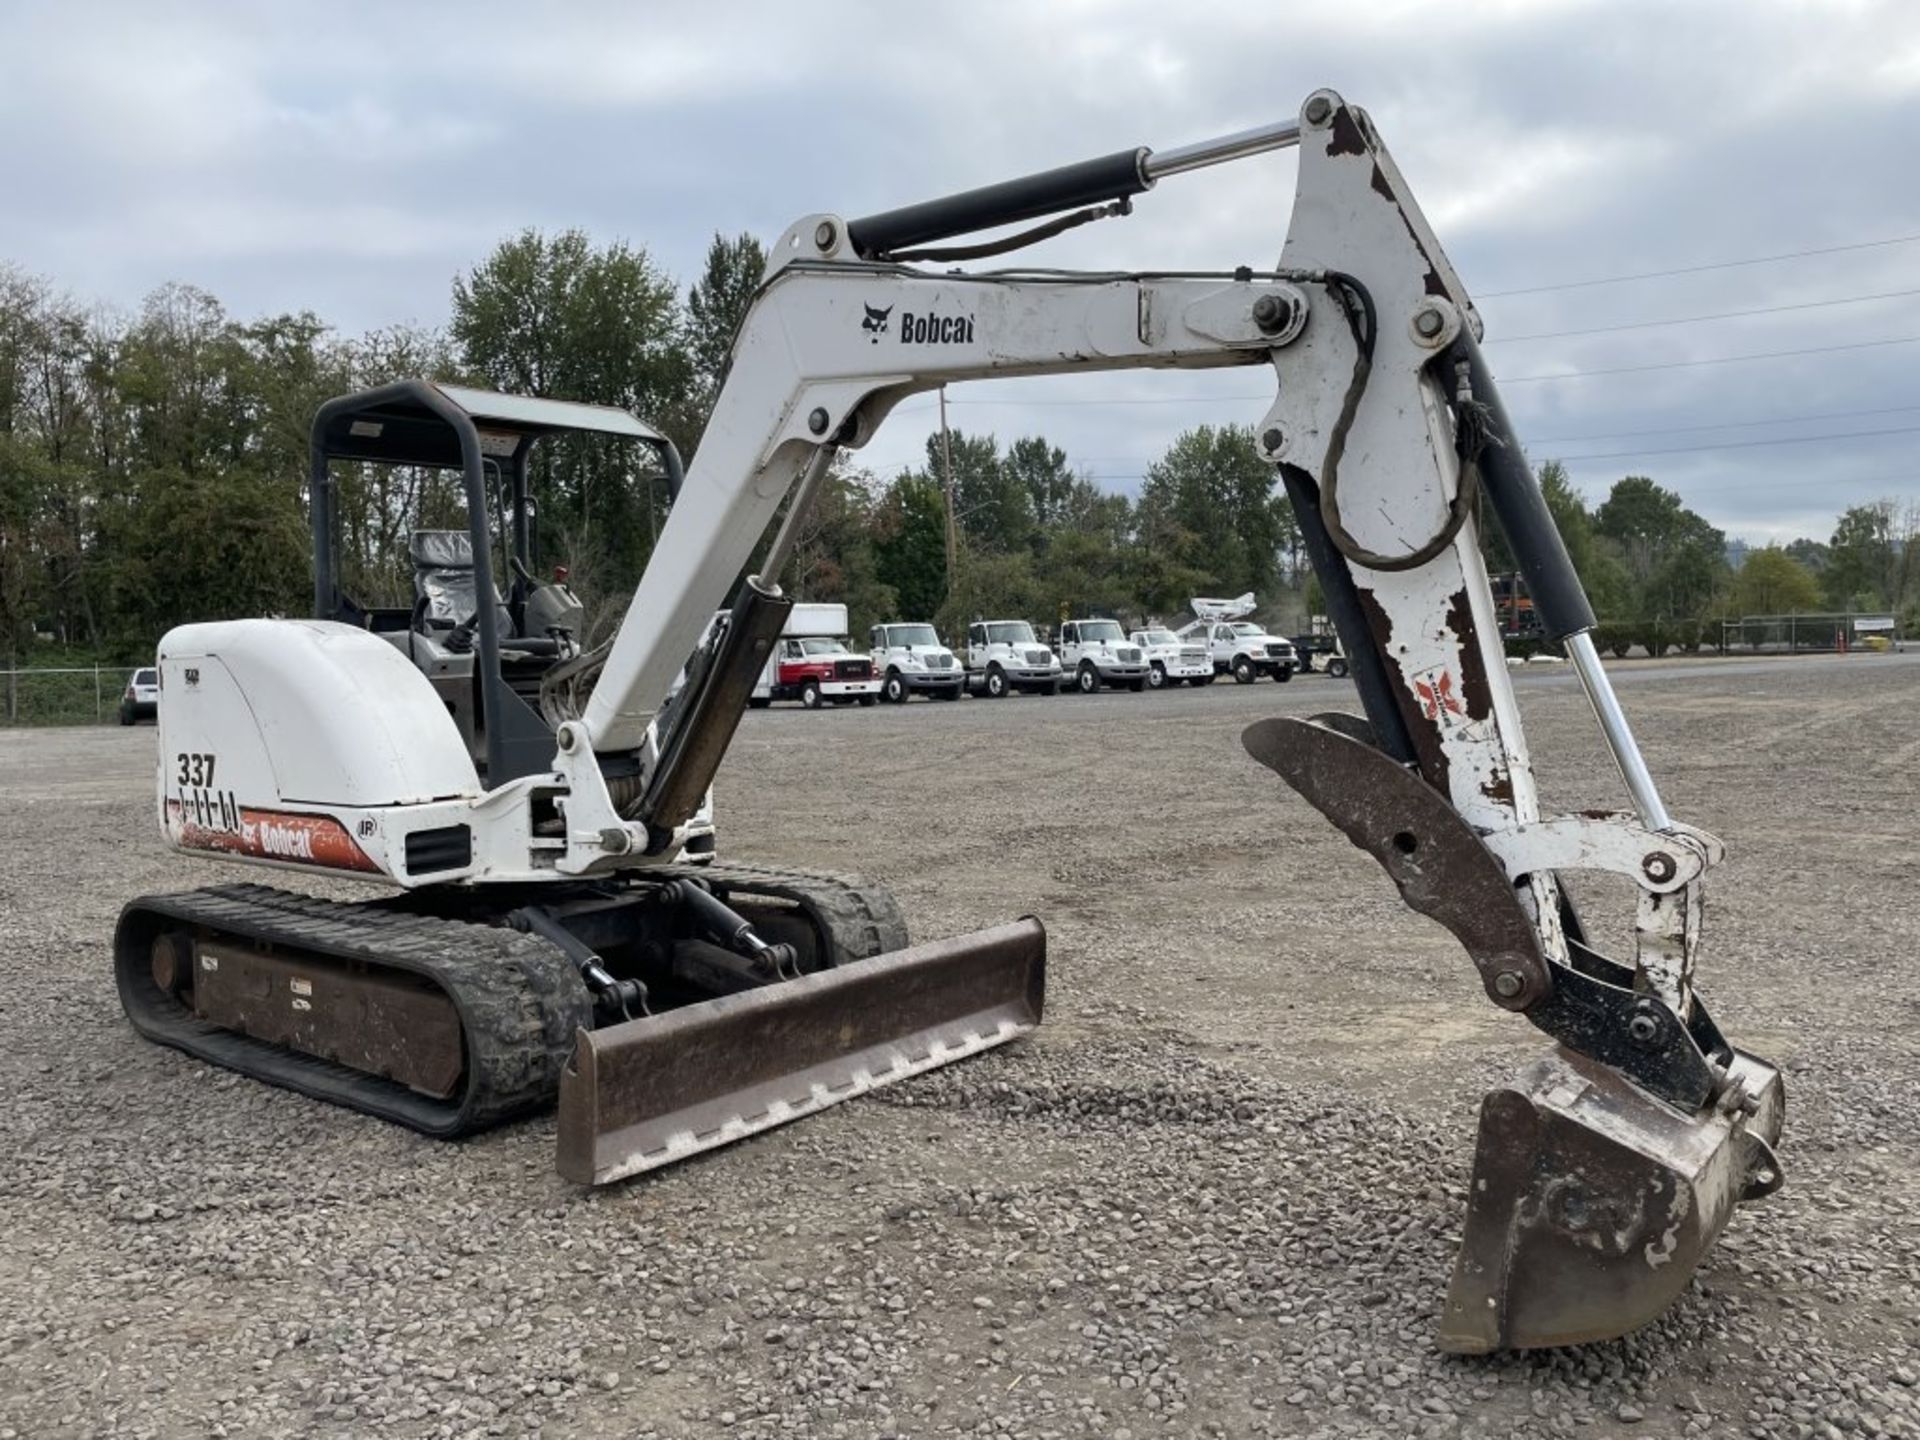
[1439,1045,1785,1353]
[556,917,1045,1185]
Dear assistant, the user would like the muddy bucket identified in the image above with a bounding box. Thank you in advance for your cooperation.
[556,917,1045,1185]
[1439,1044,1785,1352]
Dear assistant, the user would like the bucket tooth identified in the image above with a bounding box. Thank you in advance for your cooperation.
[556,917,1045,1185]
[1439,1045,1785,1353]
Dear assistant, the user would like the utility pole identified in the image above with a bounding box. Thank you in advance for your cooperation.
[938,385,959,596]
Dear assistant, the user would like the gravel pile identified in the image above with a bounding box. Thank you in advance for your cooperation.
[1,654,1914,1438]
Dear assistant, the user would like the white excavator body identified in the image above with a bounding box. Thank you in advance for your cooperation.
[120,88,1782,1352]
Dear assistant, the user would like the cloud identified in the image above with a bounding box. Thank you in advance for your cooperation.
[2,0,1917,541]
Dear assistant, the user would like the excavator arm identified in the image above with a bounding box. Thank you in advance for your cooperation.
[547,88,1783,1351]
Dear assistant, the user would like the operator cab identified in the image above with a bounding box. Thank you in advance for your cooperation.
[309,380,684,784]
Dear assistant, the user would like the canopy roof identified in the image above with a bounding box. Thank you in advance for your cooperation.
[313,378,665,468]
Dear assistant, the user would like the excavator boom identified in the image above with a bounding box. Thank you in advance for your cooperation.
[545,88,1782,1348]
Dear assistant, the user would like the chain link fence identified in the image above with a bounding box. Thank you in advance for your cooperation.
[0,666,138,727]
[1718,612,1903,654]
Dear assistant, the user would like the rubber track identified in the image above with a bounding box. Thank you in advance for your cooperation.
[115,865,908,1139]
[115,884,592,1137]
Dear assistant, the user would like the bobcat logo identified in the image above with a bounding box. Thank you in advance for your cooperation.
[861,303,892,342]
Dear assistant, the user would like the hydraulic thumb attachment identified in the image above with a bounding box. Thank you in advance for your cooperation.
[1244,719,1784,1350]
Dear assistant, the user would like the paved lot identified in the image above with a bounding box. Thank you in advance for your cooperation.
[1,654,1916,1438]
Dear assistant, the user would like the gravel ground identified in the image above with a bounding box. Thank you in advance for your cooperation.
[1,653,1916,1440]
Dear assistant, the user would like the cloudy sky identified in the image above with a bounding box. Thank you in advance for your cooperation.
[3,0,1917,543]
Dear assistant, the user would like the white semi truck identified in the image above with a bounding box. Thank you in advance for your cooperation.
[869,622,965,701]
[961,619,1062,696]
[1056,618,1149,693]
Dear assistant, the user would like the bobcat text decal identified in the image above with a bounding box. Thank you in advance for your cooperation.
[897,312,975,344]
[167,799,381,873]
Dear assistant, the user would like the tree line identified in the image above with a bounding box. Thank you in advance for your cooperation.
[2,230,1913,667]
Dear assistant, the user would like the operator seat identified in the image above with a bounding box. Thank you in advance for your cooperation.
[410,529,513,644]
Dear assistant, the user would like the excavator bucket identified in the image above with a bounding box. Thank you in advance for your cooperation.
[556,918,1045,1185]
[1439,1045,1785,1352]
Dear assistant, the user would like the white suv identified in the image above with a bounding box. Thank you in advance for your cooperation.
[1130,627,1214,688]
[119,666,160,724]
[870,622,964,702]
[964,620,1062,697]
[1057,619,1148,693]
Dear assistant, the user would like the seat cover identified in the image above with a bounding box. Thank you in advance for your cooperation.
[411,529,511,637]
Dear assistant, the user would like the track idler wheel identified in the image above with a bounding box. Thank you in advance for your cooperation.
[149,932,194,997]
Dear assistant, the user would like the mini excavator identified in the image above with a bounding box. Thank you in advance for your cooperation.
[117,90,1783,1351]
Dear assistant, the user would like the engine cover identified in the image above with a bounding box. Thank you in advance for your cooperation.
[156,619,482,881]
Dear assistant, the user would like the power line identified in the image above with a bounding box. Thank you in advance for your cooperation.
[855,346,1920,476]
[1478,233,1920,299]
[852,459,1920,510]
[859,403,1920,473]
[918,336,1920,400]
[1530,403,1920,444]
[1488,287,1920,344]
[1502,334,1920,383]
[867,422,1920,486]
[1555,423,1920,462]
[1620,468,1917,498]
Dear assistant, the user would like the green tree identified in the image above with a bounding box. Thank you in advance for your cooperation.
[1487,460,1600,575]
[102,466,310,639]
[1137,424,1290,600]
[1594,474,1726,621]
[1824,501,1897,610]
[1730,545,1822,615]
[784,464,896,636]
[1005,435,1076,542]
[938,547,1041,639]
[873,471,949,621]
[451,229,691,590]
[684,232,767,433]
[1783,536,1830,576]
[934,429,1033,552]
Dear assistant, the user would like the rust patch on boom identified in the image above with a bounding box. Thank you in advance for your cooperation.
[1327,105,1370,157]
[1354,584,1450,792]
[1445,587,1496,723]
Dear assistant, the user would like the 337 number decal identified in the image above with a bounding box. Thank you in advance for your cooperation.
[175,752,217,788]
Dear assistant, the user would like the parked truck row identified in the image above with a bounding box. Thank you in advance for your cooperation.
[735,596,1347,708]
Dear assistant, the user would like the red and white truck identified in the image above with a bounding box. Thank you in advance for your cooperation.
[748,602,880,709]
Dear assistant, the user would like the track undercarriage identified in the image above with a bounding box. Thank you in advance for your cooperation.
[115,865,1045,1172]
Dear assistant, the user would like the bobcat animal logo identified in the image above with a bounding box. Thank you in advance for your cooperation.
[862,303,892,342]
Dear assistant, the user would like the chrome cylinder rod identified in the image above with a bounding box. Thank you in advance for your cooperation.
[1566,631,1672,832]
[1142,120,1303,181]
